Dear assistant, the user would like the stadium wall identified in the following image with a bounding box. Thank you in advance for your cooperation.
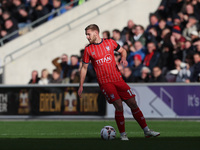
[1,0,161,84]
[0,83,200,119]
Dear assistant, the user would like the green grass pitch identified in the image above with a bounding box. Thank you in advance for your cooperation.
[0,120,200,150]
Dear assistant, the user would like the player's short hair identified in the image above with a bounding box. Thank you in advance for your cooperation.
[85,24,100,33]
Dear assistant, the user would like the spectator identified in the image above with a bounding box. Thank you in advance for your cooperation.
[49,68,62,83]
[184,40,196,59]
[34,0,52,26]
[11,0,28,28]
[28,70,40,84]
[48,0,67,21]
[112,29,123,46]
[27,0,39,23]
[156,0,184,20]
[182,16,199,41]
[63,0,74,10]
[67,55,79,78]
[170,25,186,58]
[69,0,86,8]
[149,66,167,82]
[122,42,131,57]
[146,14,159,32]
[79,49,85,61]
[160,28,172,49]
[121,19,135,43]
[40,0,52,12]
[114,53,121,65]
[190,53,200,82]
[158,45,174,75]
[190,30,200,43]
[52,54,69,79]
[143,42,160,70]
[38,68,49,84]
[4,19,19,41]
[183,3,199,22]
[191,0,200,21]
[175,58,191,83]
[168,57,190,82]
[146,27,161,45]
[193,40,200,54]
[102,30,110,39]
[127,41,146,67]
[70,69,80,83]
[132,54,143,78]
[173,15,183,29]
[122,67,135,82]
[130,25,146,46]
[134,66,151,83]
[157,19,168,36]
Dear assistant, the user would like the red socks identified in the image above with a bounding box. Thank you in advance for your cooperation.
[131,107,147,129]
[115,111,125,133]
[115,108,147,133]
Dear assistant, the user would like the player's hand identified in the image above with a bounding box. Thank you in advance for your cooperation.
[120,58,128,67]
[78,86,83,98]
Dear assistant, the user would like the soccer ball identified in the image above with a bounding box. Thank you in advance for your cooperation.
[100,126,116,140]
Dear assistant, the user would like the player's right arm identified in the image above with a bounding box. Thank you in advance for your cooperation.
[78,62,89,97]
[78,47,90,97]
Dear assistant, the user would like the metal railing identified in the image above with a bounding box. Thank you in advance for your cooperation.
[0,0,126,84]
[2,0,126,65]
[0,0,82,46]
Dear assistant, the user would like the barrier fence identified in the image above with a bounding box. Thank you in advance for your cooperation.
[0,83,200,119]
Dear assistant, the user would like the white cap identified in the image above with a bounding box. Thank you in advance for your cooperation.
[190,30,199,36]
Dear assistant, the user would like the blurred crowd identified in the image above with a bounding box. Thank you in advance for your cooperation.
[29,0,200,84]
[0,0,86,43]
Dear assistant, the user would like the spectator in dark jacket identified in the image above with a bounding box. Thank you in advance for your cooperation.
[150,66,167,82]
[52,54,69,79]
[4,19,19,41]
[134,66,151,83]
[49,68,62,83]
[143,42,160,71]
[122,67,135,82]
[48,0,67,21]
[34,0,52,26]
[190,53,200,82]
[11,0,28,28]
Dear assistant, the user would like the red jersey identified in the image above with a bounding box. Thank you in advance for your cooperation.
[82,38,123,85]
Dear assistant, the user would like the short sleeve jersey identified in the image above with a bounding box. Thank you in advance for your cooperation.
[82,38,123,85]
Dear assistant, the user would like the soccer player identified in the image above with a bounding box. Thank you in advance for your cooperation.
[78,24,160,140]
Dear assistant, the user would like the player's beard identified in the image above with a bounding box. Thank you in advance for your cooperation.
[88,35,97,44]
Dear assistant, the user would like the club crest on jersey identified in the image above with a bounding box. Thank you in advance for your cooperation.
[106,46,110,51]
[96,54,112,65]
[92,51,95,55]
[110,94,115,99]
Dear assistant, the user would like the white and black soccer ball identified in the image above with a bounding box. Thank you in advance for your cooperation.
[100,126,116,140]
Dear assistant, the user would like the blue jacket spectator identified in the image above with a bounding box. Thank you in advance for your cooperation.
[131,54,144,78]
[48,0,67,21]
[127,41,146,67]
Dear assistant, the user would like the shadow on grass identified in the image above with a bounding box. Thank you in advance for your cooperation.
[0,137,200,150]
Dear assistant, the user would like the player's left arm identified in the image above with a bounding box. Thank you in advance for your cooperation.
[117,47,128,67]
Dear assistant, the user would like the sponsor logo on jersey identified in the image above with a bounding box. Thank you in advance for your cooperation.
[96,54,112,65]
[106,46,110,51]
[110,94,115,99]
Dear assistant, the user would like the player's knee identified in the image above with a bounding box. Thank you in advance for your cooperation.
[112,100,123,111]
[115,105,123,111]
[127,97,138,109]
